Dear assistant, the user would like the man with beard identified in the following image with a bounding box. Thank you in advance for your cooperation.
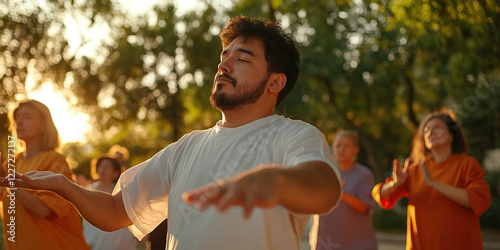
[3,16,341,250]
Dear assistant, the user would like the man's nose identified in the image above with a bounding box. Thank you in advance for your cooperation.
[217,58,232,74]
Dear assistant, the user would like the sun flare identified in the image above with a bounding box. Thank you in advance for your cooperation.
[27,83,91,145]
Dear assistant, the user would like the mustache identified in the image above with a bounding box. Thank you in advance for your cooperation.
[215,73,237,87]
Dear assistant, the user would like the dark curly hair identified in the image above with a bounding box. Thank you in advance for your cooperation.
[220,16,300,106]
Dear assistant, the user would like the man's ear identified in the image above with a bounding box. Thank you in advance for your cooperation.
[269,73,287,93]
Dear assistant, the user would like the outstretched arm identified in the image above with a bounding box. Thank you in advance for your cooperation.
[183,161,341,218]
[1,171,132,231]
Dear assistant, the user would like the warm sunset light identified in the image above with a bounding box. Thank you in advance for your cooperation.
[27,83,91,145]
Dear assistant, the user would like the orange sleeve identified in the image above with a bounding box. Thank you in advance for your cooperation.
[463,157,491,217]
[33,152,75,219]
[32,191,71,219]
[372,177,409,209]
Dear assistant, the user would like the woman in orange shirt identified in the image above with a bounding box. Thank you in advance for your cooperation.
[1,99,89,250]
[372,109,491,250]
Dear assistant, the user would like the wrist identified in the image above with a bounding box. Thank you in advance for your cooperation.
[388,180,398,189]
[52,173,68,193]
[427,179,438,189]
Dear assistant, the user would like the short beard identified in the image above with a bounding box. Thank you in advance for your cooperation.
[210,73,270,111]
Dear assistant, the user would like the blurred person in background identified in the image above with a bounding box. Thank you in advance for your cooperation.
[107,144,130,172]
[1,99,88,250]
[83,154,139,250]
[310,130,377,250]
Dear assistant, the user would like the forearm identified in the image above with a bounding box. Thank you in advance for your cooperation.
[430,181,470,208]
[342,192,368,214]
[279,161,341,214]
[379,180,404,200]
[54,175,132,231]
[15,189,53,218]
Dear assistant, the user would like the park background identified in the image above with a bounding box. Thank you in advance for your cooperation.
[1,0,499,247]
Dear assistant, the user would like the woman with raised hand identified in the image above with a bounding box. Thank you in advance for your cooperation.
[1,99,89,250]
[372,109,491,250]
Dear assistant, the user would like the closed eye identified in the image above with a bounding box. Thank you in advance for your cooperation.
[238,58,249,62]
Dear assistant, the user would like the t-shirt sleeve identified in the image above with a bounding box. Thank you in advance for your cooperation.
[113,147,172,240]
[355,168,376,212]
[281,125,341,183]
[281,125,341,214]
[463,157,491,217]
[372,177,409,210]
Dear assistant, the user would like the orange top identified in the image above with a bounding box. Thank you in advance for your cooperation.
[1,151,89,250]
[372,154,491,250]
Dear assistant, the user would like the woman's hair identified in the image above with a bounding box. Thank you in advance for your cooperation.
[410,109,467,163]
[107,144,130,161]
[332,130,359,148]
[91,154,122,183]
[9,99,60,151]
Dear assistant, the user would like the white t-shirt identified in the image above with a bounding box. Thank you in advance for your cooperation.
[83,221,140,250]
[115,115,340,250]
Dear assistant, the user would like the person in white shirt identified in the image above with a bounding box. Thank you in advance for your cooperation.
[3,16,342,250]
[83,155,139,250]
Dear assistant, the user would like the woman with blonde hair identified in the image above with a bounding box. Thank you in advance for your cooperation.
[1,99,89,250]
[372,109,491,250]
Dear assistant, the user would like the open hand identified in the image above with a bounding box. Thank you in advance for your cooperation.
[182,164,284,219]
[0,171,64,191]
[392,157,414,185]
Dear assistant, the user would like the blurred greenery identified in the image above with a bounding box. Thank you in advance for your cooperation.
[372,206,407,231]
[0,0,499,230]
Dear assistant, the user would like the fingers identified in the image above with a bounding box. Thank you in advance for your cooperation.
[182,181,226,210]
[392,159,402,177]
[0,172,27,188]
[184,166,281,218]
[0,177,9,187]
[419,161,434,186]
[217,187,238,212]
[393,159,401,169]
[419,161,429,175]
[243,189,255,219]
[184,180,261,219]
[403,157,412,172]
